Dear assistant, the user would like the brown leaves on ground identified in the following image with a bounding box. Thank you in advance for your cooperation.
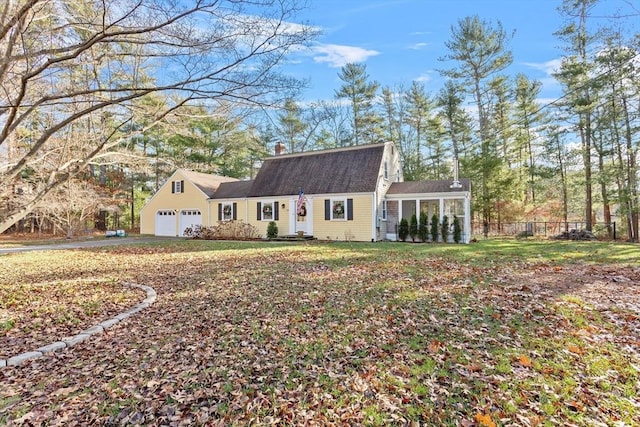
[1,241,639,426]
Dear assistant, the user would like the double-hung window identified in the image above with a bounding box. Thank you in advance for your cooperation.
[171,180,184,193]
[257,201,279,221]
[324,198,354,221]
[218,203,237,221]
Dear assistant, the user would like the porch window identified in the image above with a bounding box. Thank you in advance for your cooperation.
[381,200,387,220]
[444,198,466,237]
[444,199,465,217]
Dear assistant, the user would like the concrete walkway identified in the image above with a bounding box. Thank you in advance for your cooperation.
[0,236,168,255]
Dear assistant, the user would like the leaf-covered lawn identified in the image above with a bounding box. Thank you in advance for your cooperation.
[1,240,639,426]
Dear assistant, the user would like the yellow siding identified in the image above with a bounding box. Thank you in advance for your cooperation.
[207,200,248,226]
[312,194,374,241]
[245,199,290,238]
[139,171,210,235]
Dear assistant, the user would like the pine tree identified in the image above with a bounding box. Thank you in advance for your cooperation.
[335,63,383,145]
[439,15,514,229]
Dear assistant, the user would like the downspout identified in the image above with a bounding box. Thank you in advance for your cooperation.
[372,191,377,242]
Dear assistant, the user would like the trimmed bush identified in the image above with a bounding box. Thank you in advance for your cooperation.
[398,218,409,242]
[418,212,428,242]
[409,214,418,242]
[441,215,449,243]
[266,221,278,239]
[430,214,439,242]
[453,215,462,243]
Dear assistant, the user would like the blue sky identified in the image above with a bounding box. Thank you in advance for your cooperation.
[284,0,639,104]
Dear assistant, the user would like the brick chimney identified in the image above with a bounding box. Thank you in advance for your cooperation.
[274,142,286,156]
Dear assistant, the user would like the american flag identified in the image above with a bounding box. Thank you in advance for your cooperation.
[296,189,306,215]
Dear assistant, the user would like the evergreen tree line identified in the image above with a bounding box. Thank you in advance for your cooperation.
[1,0,637,241]
[268,2,640,241]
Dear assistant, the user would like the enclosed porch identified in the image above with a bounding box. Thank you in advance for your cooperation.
[381,179,471,243]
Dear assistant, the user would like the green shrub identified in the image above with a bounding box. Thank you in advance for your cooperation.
[418,212,428,242]
[398,218,409,242]
[441,215,449,243]
[453,215,462,243]
[266,221,278,239]
[409,214,418,242]
[430,214,439,242]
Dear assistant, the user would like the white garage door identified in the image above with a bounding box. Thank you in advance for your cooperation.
[155,210,176,236]
[179,209,202,237]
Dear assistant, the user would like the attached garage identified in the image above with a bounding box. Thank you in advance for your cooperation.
[155,210,177,236]
[179,209,202,236]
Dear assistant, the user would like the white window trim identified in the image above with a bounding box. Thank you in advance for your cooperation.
[174,181,182,193]
[261,201,275,221]
[381,200,388,221]
[330,198,347,221]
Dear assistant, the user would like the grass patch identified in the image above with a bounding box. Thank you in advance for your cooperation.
[0,239,638,425]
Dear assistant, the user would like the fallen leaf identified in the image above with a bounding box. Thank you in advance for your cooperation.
[518,355,532,367]
[474,412,496,427]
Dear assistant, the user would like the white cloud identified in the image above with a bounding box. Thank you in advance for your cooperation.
[414,73,432,83]
[407,42,429,50]
[522,59,562,76]
[312,44,380,68]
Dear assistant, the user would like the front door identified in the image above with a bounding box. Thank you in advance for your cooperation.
[290,198,312,235]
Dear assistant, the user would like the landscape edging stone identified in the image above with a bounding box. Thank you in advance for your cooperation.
[1,283,156,368]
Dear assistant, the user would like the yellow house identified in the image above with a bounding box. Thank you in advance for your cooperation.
[139,170,237,236]
[140,142,472,242]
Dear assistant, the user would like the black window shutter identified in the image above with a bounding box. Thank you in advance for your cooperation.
[171,181,175,193]
[180,180,184,193]
[257,202,262,220]
[218,203,222,221]
[324,199,330,220]
[347,199,354,220]
[274,202,279,221]
[232,202,237,220]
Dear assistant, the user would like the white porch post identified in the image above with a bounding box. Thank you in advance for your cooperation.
[415,198,420,219]
[439,198,445,242]
[465,194,471,243]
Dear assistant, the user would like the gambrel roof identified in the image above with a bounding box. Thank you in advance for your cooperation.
[246,143,386,197]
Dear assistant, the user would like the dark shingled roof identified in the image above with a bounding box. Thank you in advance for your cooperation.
[247,144,386,197]
[210,180,254,199]
[387,178,471,194]
[181,169,238,198]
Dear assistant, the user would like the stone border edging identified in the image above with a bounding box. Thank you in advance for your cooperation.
[0,283,156,368]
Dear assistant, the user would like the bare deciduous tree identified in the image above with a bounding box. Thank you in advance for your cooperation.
[0,0,316,233]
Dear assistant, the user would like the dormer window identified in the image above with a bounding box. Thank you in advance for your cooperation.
[384,161,388,179]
